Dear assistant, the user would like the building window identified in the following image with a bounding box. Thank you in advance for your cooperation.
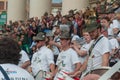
[0,1,4,10]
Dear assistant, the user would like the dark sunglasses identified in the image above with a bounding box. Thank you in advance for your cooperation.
[35,40,39,43]
[60,38,69,40]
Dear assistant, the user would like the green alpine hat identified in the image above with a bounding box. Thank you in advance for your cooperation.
[33,32,46,41]
[60,30,71,39]
[85,22,100,32]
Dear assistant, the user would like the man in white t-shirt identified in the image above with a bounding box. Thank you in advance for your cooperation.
[0,37,34,80]
[73,22,111,79]
[85,22,111,72]
[54,31,81,80]
[29,32,55,80]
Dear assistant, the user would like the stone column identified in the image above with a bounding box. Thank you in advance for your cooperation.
[4,0,7,10]
[29,0,51,19]
[7,0,26,22]
[62,0,89,15]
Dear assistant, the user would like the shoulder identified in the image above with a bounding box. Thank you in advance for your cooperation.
[101,36,109,41]
[67,48,77,54]
[109,38,117,42]
[45,46,53,52]
[1,64,34,79]
[20,50,26,54]
[42,46,53,54]
[100,36,111,46]
[20,50,28,56]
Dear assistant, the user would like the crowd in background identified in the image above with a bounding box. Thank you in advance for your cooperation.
[0,0,120,80]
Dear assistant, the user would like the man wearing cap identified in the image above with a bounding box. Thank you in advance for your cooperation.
[54,31,81,79]
[87,22,110,69]
[79,22,111,78]
[29,32,55,80]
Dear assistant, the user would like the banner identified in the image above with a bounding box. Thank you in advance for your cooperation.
[0,11,7,26]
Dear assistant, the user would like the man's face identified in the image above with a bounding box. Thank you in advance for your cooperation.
[116,13,120,20]
[36,40,45,48]
[61,17,67,24]
[60,38,69,48]
[89,29,99,40]
[108,13,114,20]
[100,19,109,28]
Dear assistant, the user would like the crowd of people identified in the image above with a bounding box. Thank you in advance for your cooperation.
[0,1,120,80]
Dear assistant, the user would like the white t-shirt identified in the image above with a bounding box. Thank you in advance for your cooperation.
[108,25,114,36]
[0,64,34,80]
[52,36,61,55]
[87,35,111,71]
[79,40,94,64]
[31,46,54,76]
[112,19,120,29]
[109,38,119,50]
[18,50,30,67]
[56,48,80,73]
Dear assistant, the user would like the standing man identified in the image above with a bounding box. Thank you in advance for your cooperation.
[54,31,81,79]
[29,32,55,80]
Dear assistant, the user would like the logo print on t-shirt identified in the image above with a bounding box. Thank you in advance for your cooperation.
[6,68,17,75]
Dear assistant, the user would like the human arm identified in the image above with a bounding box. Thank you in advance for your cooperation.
[70,56,88,77]
[49,40,61,49]
[71,44,87,57]
[19,50,31,69]
[102,52,110,66]
[21,60,30,69]
[47,50,55,78]
[49,63,55,78]
[68,62,81,76]
[27,66,32,73]
[68,50,82,76]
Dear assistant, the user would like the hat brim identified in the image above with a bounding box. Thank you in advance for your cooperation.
[33,37,45,41]
[85,22,99,32]
[86,26,98,32]
[60,36,71,39]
